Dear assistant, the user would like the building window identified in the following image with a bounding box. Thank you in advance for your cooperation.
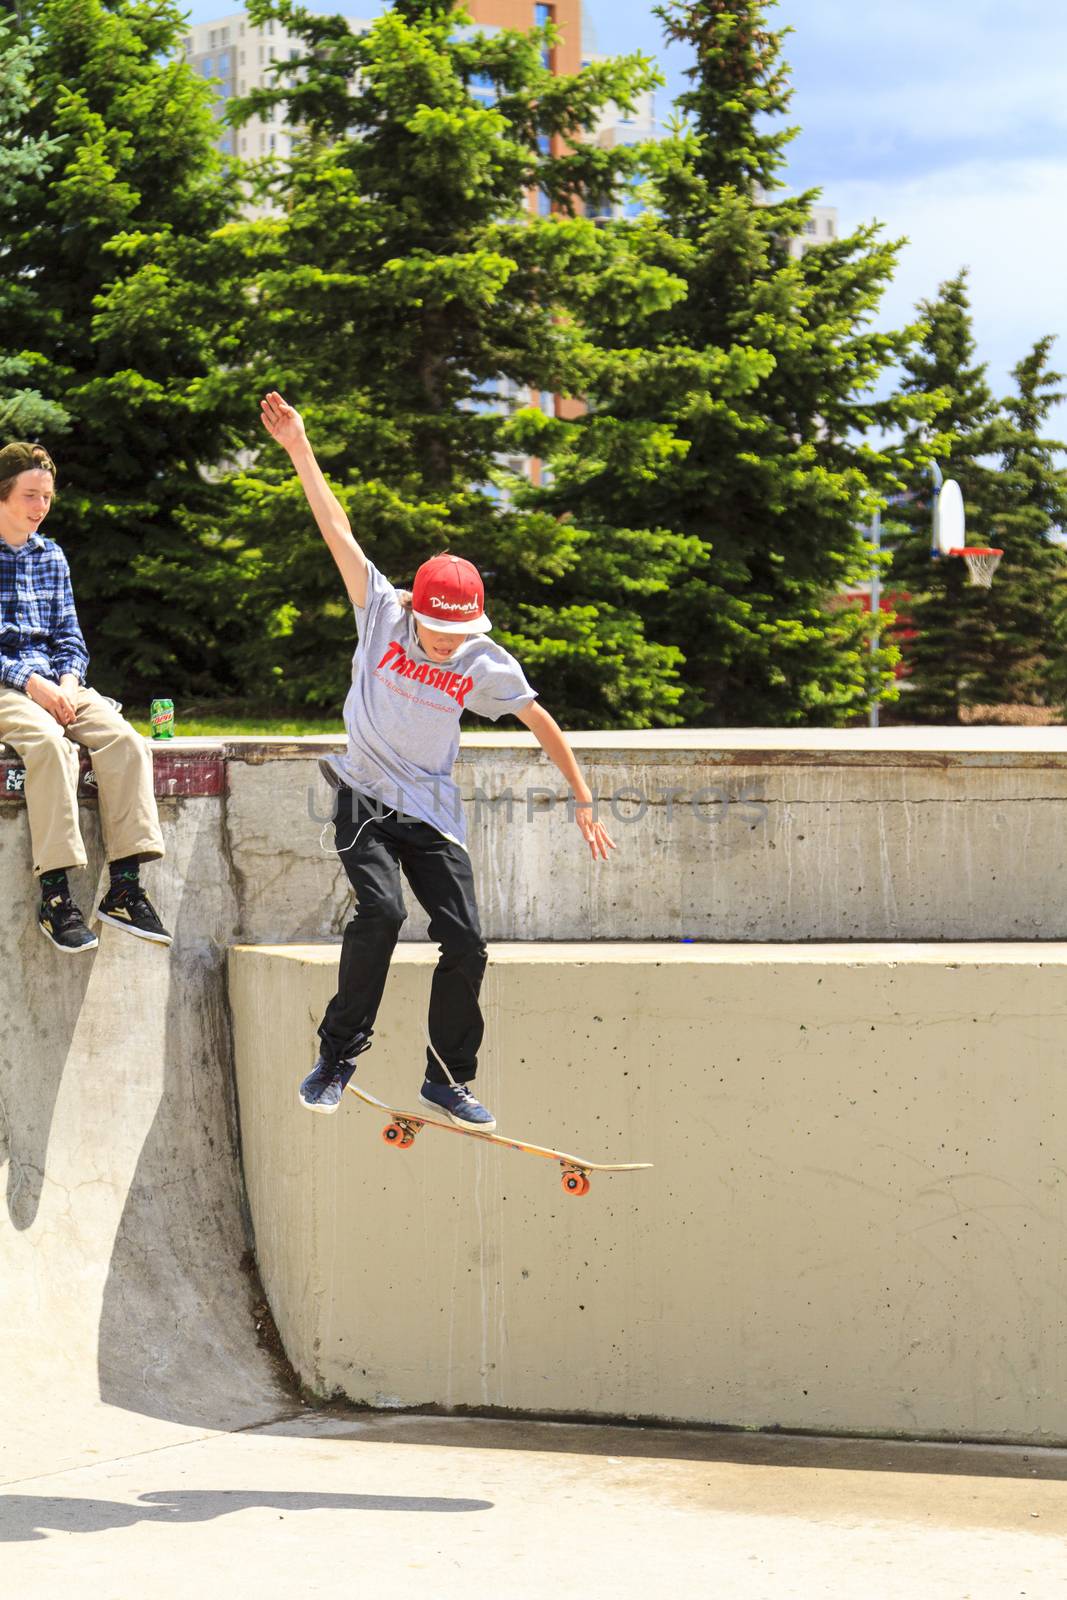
[826,218,835,236]
[804,219,817,235]
[535,3,553,68]
[217,52,229,74]
[537,188,552,217]
[202,56,213,75]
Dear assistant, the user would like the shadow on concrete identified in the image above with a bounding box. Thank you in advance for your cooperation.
[0,1488,494,1542]
[283,1414,1067,1482]
[0,829,98,1233]
[95,801,289,1430]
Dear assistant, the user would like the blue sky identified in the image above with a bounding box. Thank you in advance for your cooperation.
[183,0,1067,411]
[594,0,1067,407]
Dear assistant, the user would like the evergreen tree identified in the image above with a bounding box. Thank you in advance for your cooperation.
[978,338,1067,710]
[889,274,1067,720]
[0,20,67,436]
[524,0,934,727]
[194,0,696,724]
[998,340,1067,713]
[0,0,240,699]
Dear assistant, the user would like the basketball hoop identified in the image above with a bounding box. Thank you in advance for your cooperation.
[948,547,1003,588]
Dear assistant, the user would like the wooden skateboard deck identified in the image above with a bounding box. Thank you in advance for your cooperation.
[346,1083,652,1196]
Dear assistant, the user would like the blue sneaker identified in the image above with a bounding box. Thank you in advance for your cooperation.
[299,1056,354,1114]
[298,1032,373,1114]
[419,1079,496,1131]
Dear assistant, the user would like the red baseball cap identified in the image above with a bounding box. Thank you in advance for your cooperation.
[411,554,492,634]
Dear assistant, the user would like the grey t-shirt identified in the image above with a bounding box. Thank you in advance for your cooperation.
[322,561,536,844]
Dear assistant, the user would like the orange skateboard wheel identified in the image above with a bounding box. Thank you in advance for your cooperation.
[562,1172,590,1196]
[382,1123,407,1147]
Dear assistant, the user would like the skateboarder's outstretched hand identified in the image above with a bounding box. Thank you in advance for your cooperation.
[260,390,307,454]
[575,802,616,862]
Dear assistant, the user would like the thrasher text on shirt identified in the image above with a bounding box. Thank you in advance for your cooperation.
[376,640,475,708]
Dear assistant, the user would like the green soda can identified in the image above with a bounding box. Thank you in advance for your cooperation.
[150,698,175,739]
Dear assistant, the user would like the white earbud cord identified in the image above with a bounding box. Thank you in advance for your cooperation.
[318,805,395,857]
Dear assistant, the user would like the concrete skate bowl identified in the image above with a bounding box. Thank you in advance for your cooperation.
[0,756,291,1480]
[8,726,1067,1482]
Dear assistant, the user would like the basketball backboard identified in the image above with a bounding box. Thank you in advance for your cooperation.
[934,479,965,556]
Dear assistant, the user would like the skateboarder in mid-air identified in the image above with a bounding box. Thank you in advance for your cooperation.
[260,391,615,1131]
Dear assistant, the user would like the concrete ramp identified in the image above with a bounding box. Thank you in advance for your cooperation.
[0,798,291,1483]
[232,940,1067,1445]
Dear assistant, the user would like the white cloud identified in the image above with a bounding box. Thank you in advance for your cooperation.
[833,157,1067,397]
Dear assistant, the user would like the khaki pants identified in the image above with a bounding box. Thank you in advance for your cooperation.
[0,685,164,876]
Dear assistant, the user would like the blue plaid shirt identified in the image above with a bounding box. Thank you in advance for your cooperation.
[0,533,90,692]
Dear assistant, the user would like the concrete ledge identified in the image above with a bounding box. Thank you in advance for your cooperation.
[230,940,1067,1443]
[4,733,1067,939]
[153,727,1067,761]
[242,940,1067,966]
[223,736,1067,941]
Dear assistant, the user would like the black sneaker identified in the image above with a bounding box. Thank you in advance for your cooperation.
[39,893,99,954]
[97,884,173,945]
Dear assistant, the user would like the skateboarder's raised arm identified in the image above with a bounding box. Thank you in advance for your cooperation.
[260,391,369,608]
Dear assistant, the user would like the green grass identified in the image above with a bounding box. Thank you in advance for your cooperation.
[126,709,344,738]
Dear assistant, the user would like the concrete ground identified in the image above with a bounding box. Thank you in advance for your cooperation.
[4,1411,1067,1599]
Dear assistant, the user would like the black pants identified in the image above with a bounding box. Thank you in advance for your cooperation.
[318,787,487,1084]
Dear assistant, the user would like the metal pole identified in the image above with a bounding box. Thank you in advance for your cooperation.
[868,507,882,729]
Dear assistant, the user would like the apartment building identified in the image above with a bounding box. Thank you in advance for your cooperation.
[182,8,351,161]
[582,53,659,225]
[468,0,581,74]
[183,2,583,163]
[791,204,839,257]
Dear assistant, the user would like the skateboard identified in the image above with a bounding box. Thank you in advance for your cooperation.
[346,1083,652,1197]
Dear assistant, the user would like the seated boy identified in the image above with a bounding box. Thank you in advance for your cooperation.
[0,441,171,951]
